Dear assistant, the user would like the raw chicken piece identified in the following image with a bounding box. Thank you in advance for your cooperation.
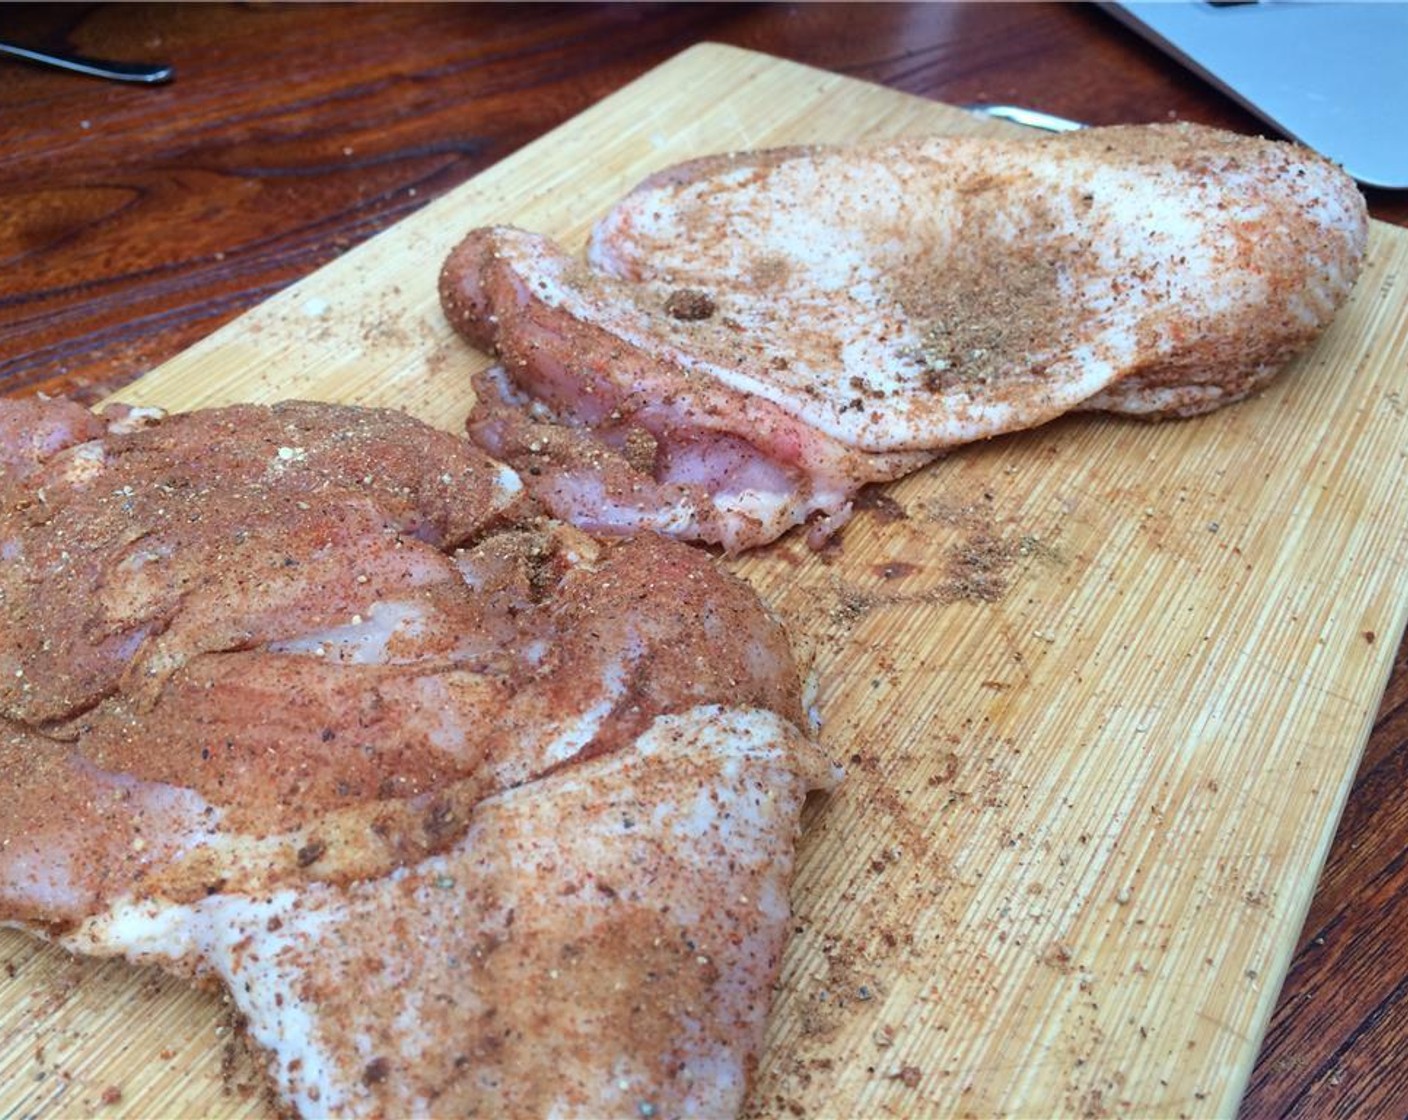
[441,122,1366,551]
[0,395,106,485]
[61,707,830,1118]
[0,399,528,726]
[591,124,1367,424]
[0,398,835,1118]
[444,229,930,554]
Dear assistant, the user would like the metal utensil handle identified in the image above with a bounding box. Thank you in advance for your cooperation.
[962,104,1084,133]
[0,40,172,84]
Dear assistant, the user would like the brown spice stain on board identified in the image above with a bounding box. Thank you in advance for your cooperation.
[821,530,1021,632]
[929,751,962,787]
[221,1005,270,1106]
[890,1063,923,1089]
[874,560,920,581]
[763,923,919,1113]
[796,932,889,1043]
[810,495,1070,640]
[917,494,997,533]
[943,532,1017,603]
[851,486,909,526]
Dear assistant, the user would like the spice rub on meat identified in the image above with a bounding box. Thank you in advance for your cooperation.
[441,122,1367,552]
[0,398,836,1119]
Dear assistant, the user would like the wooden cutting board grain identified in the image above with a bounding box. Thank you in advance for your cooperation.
[4,43,1408,1119]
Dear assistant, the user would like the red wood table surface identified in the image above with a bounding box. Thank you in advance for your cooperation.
[2,4,1405,1115]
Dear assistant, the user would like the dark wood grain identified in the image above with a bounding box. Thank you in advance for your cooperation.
[2,4,1405,1114]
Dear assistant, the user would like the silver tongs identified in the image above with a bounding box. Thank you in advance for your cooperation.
[0,39,173,84]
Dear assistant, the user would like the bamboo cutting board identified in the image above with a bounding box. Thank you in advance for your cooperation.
[4,43,1408,1119]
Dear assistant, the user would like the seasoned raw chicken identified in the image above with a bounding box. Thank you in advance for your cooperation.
[447,243,930,554]
[441,123,1367,552]
[0,398,836,1118]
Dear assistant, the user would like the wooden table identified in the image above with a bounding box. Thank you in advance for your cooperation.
[2,4,1404,1115]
